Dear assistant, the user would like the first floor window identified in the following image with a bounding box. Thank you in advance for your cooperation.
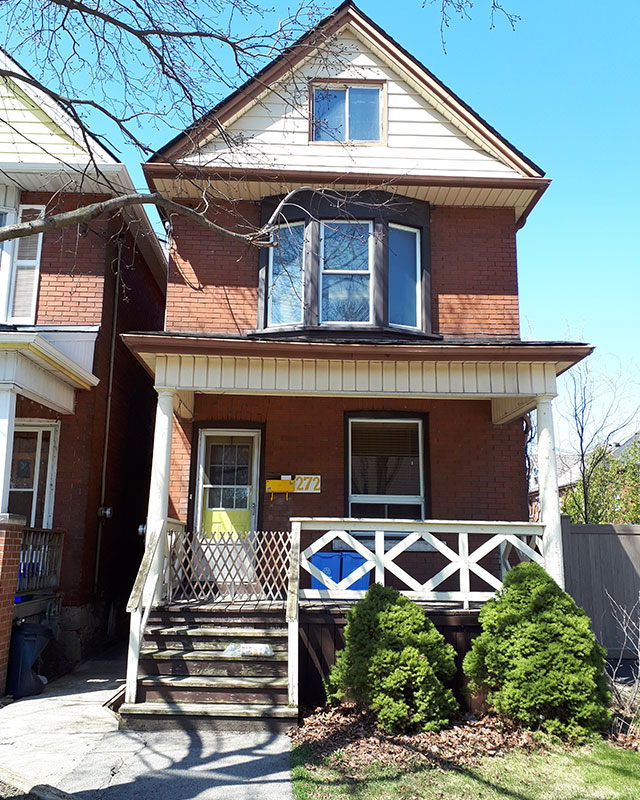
[8,422,59,528]
[348,418,424,519]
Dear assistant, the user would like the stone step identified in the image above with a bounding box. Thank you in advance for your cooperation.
[137,675,289,704]
[118,701,298,732]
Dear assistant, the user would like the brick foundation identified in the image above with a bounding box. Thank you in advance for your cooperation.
[0,515,25,695]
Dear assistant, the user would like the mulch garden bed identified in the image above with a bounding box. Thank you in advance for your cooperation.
[289,704,541,770]
[290,703,640,773]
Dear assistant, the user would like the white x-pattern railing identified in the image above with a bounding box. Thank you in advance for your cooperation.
[294,518,546,608]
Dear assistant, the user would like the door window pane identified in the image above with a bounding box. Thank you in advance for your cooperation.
[269,223,304,325]
[389,225,419,328]
[205,438,253,511]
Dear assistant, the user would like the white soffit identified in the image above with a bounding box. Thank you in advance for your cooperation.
[0,332,99,414]
[149,353,558,403]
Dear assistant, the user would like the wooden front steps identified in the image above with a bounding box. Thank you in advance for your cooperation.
[119,603,297,732]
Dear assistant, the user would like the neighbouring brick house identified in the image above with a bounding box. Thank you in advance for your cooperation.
[120,2,591,728]
[0,49,166,692]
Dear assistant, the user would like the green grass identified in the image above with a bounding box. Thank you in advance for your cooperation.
[291,741,640,800]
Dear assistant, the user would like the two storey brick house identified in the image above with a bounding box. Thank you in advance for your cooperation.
[0,49,167,690]
[120,2,591,728]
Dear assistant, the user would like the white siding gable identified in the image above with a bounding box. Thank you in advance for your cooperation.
[0,76,89,164]
[188,29,522,180]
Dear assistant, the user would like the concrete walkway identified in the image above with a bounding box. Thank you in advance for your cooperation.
[0,648,293,800]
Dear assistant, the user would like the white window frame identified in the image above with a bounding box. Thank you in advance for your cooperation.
[267,220,305,328]
[388,223,422,331]
[194,429,261,534]
[348,418,425,518]
[312,84,383,143]
[7,205,45,325]
[10,419,60,529]
[319,220,374,324]
[0,206,17,325]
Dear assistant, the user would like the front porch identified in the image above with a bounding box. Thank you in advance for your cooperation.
[119,333,585,727]
[122,514,549,726]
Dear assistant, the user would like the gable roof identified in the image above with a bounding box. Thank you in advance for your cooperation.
[0,48,167,290]
[150,1,544,179]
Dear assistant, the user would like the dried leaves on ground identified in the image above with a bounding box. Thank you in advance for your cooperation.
[289,704,540,771]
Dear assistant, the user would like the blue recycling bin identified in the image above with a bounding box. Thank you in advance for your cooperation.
[310,552,341,589]
[6,622,52,699]
[341,552,371,590]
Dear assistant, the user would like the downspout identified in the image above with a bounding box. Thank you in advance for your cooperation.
[93,233,123,593]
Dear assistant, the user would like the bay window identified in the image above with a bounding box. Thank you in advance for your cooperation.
[261,191,431,335]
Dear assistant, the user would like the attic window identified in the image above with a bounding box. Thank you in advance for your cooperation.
[312,85,381,143]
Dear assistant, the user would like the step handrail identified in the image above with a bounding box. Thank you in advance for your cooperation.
[125,519,166,704]
[285,521,301,707]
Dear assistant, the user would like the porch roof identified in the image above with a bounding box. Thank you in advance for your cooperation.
[0,332,99,413]
[123,332,591,424]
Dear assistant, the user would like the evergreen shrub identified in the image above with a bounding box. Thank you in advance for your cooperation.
[463,561,611,740]
[325,583,458,733]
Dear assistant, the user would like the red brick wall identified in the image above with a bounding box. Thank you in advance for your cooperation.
[165,203,520,337]
[167,394,528,527]
[430,207,519,337]
[14,198,165,611]
[0,520,23,694]
[20,192,112,325]
[166,201,260,332]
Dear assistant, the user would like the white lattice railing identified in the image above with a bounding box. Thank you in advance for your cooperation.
[167,529,292,604]
[292,518,546,609]
[17,528,65,596]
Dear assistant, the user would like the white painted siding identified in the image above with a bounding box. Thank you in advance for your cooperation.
[152,353,558,399]
[0,77,89,163]
[188,30,522,180]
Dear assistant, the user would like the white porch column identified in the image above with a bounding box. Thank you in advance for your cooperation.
[0,390,17,514]
[536,395,565,589]
[147,389,175,601]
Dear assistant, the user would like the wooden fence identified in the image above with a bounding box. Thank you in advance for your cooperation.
[562,516,640,656]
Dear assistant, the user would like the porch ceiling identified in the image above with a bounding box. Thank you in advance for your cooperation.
[123,333,592,425]
[0,332,99,413]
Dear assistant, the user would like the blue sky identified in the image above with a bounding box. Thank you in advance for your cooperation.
[362,0,640,443]
[10,0,638,444]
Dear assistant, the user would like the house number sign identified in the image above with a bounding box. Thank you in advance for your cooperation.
[294,475,321,493]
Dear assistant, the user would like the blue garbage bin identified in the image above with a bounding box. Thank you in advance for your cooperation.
[6,622,52,699]
[310,552,341,589]
[341,552,371,590]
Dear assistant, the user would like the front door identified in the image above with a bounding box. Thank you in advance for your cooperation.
[196,429,260,534]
